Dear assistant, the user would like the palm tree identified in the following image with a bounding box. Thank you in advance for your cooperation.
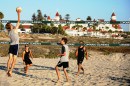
[32,13,37,21]
[65,14,70,21]
[86,16,92,21]
[37,10,43,21]
[0,12,4,30]
[86,16,92,28]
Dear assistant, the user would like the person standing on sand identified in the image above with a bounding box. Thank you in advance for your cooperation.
[22,44,33,74]
[55,37,70,82]
[75,41,88,76]
[6,7,21,77]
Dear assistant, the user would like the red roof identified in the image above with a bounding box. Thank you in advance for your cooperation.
[87,28,93,32]
[47,16,51,20]
[111,12,116,16]
[112,24,122,29]
[101,31,107,33]
[112,34,118,37]
[56,12,60,16]
[63,26,70,30]
[98,19,104,22]
[22,25,31,29]
[59,20,66,22]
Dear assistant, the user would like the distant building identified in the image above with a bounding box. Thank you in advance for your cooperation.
[55,12,60,21]
[111,12,116,22]
[76,18,81,21]
[47,16,51,21]
[46,11,123,39]
[18,23,33,33]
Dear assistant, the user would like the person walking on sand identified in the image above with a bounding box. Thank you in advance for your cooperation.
[6,7,21,77]
[75,41,88,76]
[22,44,33,74]
[55,37,70,82]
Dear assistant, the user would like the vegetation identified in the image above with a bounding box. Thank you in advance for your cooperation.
[0,12,4,19]
[86,16,92,21]
[0,32,130,58]
[65,14,70,21]
[30,10,66,34]
[124,31,130,35]
[0,12,4,30]
[0,10,130,58]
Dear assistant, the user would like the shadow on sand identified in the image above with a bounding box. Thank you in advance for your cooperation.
[0,65,7,71]
[109,76,130,85]
[0,62,56,82]
[31,64,55,70]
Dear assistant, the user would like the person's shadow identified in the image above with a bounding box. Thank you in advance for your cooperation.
[0,62,56,81]
[13,64,55,77]
[0,62,26,76]
[31,64,55,70]
[0,63,7,71]
[109,76,130,85]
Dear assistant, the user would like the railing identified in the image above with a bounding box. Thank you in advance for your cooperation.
[0,20,130,24]
[0,41,130,46]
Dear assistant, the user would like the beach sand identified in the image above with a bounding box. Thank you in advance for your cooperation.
[0,51,130,86]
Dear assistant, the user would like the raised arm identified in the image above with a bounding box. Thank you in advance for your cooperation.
[15,12,20,29]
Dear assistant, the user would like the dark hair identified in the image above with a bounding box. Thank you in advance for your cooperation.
[62,37,68,44]
[79,41,84,46]
[79,41,84,44]
[25,44,29,47]
[5,22,11,29]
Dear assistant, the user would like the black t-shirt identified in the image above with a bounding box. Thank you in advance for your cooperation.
[24,50,30,60]
[78,47,85,58]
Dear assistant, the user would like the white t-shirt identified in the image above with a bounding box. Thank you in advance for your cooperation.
[60,44,69,62]
[9,29,19,45]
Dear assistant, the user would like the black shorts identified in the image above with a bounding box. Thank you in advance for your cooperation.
[9,44,19,55]
[57,61,69,68]
[77,57,84,65]
[24,59,32,65]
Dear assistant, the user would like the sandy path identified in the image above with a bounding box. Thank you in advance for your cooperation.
[0,51,130,86]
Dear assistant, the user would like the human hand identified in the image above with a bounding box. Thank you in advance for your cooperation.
[57,54,60,56]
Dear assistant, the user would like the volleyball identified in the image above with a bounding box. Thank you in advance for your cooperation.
[16,7,22,12]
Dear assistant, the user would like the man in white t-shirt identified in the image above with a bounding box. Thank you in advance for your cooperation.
[6,9,21,77]
[55,37,70,82]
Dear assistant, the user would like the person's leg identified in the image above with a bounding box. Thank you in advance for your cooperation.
[76,64,81,76]
[29,64,32,66]
[80,59,84,74]
[63,68,69,82]
[7,53,13,73]
[26,64,32,73]
[29,64,32,67]
[55,66,60,81]
[81,65,84,74]
[9,55,17,76]
[25,65,29,74]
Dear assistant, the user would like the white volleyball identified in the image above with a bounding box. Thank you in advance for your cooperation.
[16,7,22,12]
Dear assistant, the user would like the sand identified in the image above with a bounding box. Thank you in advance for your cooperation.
[0,51,130,86]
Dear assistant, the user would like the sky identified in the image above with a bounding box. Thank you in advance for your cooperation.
[0,0,130,31]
